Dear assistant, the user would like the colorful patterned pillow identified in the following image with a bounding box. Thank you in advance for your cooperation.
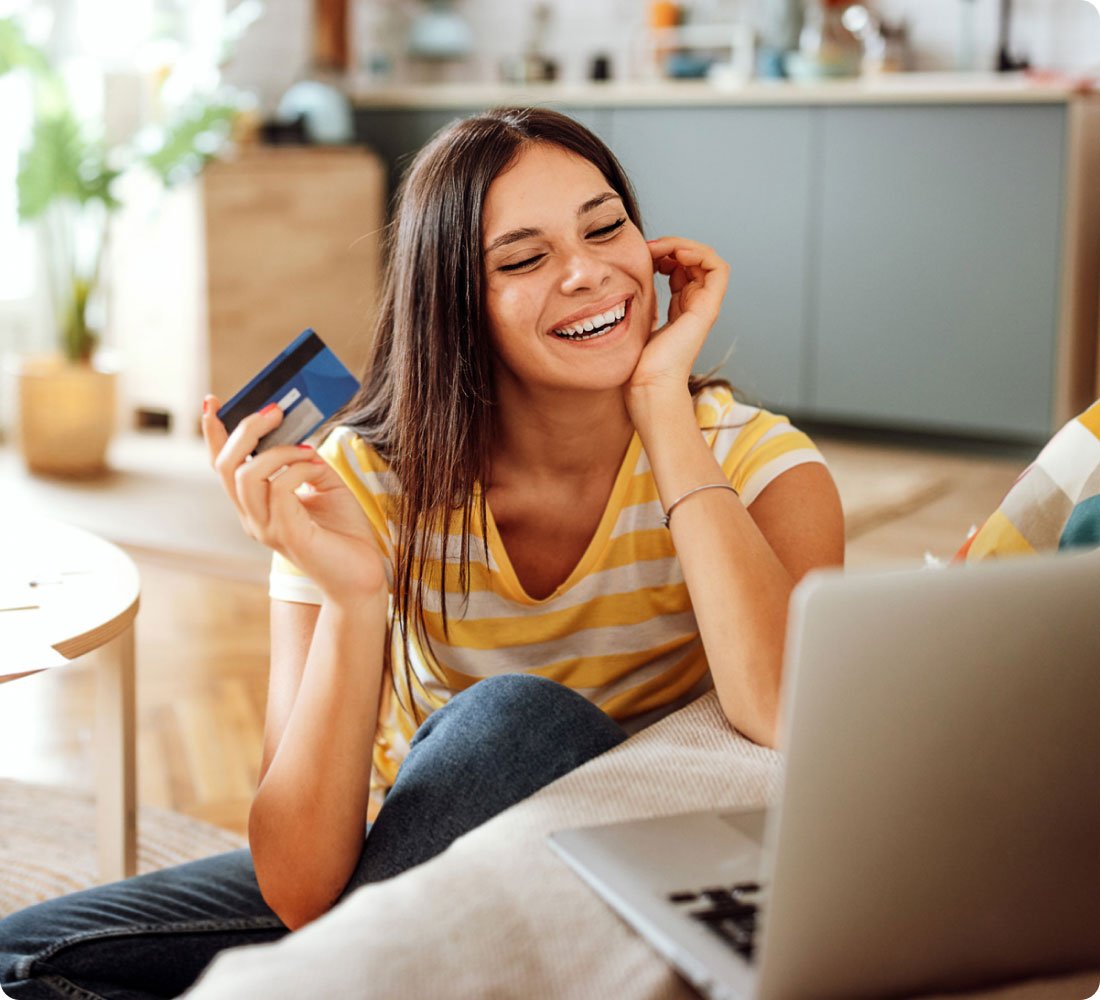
[955,399,1100,561]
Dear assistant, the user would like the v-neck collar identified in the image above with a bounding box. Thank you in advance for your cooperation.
[478,431,642,606]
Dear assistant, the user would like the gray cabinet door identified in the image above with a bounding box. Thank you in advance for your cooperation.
[810,104,1065,440]
[607,107,814,411]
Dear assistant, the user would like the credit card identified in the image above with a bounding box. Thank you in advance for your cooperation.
[216,329,360,455]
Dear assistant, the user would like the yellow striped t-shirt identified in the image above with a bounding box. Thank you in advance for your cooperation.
[269,385,825,808]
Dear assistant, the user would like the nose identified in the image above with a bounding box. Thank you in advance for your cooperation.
[559,241,612,294]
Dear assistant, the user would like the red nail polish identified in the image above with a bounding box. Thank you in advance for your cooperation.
[202,399,209,415]
[261,403,279,416]
[297,444,314,450]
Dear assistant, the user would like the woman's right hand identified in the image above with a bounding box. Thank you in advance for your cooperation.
[201,396,388,604]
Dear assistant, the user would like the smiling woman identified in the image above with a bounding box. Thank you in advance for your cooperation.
[0,107,844,999]
[481,143,654,392]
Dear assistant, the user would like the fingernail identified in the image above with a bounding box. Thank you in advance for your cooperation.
[297,444,314,450]
[261,403,279,416]
[202,398,209,415]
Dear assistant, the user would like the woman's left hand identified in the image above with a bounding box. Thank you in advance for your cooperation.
[627,236,730,400]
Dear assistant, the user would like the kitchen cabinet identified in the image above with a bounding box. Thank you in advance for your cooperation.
[352,80,1100,441]
[810,104,1065,438]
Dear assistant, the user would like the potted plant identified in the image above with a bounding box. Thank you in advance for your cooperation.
[0,14,249,475]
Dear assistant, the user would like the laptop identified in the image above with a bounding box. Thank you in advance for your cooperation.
[548,550,1100,1000]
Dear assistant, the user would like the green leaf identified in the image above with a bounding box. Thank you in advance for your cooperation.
[17,110,120,220]
[0,17,52,77]
[142,99,241,187]
[0,16,68,114]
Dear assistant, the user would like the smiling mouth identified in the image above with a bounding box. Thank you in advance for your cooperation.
[551,298,629,342]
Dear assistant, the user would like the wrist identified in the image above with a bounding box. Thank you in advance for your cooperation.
[321,582,388,617]
[625,381,694,433]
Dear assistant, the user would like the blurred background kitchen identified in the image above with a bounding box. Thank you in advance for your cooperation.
[1,0,1099,469]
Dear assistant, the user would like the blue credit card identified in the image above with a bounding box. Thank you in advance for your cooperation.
[216,329,360,455]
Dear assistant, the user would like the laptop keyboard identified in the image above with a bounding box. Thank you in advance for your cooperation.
[667,881,763,961]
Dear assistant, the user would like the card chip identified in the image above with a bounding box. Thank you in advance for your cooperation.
[257,397,324,452]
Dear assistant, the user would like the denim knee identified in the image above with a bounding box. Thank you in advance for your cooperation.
[413,673,629,748]
[410,673,628,772]
[350,674,628,886]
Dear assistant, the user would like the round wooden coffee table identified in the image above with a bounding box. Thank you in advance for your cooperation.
[1,515,140,883]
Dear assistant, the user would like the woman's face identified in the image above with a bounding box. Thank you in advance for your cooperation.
[481,143,656,396]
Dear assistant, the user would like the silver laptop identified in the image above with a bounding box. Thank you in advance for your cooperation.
[549,550,1100,1000]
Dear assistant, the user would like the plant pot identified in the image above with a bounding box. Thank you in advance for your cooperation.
[5,353,120,477]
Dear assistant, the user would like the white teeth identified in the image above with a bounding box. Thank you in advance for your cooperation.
[553,300,628,341]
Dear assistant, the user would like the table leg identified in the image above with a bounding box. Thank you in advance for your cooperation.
[95,624,137,882]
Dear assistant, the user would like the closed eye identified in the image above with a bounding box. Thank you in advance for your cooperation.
[498,253,545,273]
[496,218,626,273]
[588,218,626,239]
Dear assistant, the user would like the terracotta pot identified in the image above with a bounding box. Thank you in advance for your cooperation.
[6,353,120,477]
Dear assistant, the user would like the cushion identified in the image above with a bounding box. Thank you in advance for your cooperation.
[184,692,1099,1000]
[955,399,1100,560]
[186,692,780,999]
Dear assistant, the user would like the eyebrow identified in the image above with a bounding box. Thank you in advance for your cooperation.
[483,192,623,257]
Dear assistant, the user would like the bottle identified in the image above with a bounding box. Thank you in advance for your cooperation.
[792,0,862,79]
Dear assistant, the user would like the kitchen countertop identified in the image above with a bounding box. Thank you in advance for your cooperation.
[350,72,1098,109]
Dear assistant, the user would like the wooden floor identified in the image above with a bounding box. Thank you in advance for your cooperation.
[0,433,1028,837]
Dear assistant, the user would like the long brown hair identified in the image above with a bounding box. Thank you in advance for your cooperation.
[322,107,728,720]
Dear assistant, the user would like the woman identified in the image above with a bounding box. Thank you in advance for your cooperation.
[0,107,843,999]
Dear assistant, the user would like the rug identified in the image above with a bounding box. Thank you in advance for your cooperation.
[819,444,953,540]
[0,779,246,918]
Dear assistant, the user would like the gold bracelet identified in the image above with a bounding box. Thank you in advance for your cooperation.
[661,483,739,528]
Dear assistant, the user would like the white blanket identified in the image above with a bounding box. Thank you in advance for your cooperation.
[185,693,1098,999]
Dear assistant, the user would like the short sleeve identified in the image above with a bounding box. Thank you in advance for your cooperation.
[695,385,826,506]
[268,425,397,605]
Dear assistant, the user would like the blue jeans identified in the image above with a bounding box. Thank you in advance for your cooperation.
[0,674,627,999]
